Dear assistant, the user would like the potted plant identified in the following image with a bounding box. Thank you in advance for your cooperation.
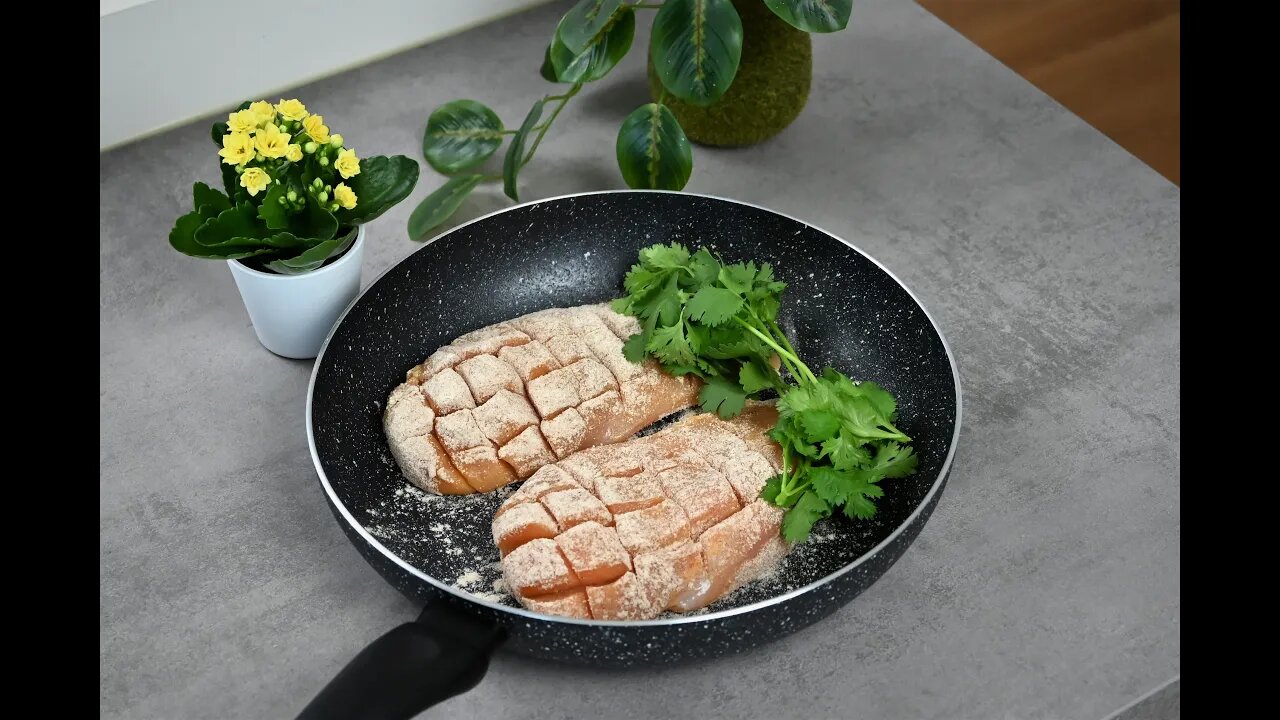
[405,0,850,240]
[169,98,419,359]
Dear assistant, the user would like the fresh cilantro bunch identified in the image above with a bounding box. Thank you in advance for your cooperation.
[610,242,793,418]
[762,369,917,542]
[614,242,918,543]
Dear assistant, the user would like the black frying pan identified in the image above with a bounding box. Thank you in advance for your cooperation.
[300,191,961,720]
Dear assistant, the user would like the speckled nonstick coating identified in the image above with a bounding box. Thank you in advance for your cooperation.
[306,190,961,668]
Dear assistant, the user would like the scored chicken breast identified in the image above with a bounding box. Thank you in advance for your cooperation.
[384,304,701,495]
[493,403,790,620]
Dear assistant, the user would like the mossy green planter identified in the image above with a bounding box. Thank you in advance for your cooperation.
[647,0,812,147]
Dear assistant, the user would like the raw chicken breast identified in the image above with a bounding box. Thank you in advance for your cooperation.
[384,304,701,494]
[494,404,789,620]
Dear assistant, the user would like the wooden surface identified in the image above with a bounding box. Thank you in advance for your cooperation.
[917,0,1180,185]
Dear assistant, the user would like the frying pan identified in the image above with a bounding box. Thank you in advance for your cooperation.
[299,190,961,720]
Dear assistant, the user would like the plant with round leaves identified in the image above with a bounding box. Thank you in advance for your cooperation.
[407,0,853,241]
[169,98,419,275]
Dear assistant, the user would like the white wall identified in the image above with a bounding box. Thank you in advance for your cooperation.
[100,0,554,150]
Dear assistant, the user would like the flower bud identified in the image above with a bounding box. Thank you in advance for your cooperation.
[312,177,323,188]
[235,165,245,174]
[317,191,329,202]
[286,190,297,202]
[329,202,340,213]
[329,134,343,147]
[278,196,287,206]
[319,156,330,167]
[304,141,318,154]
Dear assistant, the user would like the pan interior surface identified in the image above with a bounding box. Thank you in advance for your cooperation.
[310,192,958,622]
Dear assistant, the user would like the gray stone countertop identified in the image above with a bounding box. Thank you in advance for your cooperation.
[99,0,1180,717]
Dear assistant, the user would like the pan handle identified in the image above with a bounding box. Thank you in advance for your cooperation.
[296,599,506,720]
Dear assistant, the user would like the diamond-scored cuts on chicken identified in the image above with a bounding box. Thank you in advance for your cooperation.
[384,304,701,495]
[494,404,790,620]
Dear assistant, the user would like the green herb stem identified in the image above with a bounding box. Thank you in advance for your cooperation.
[733,317,818,385]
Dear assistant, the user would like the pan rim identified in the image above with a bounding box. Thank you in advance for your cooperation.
[306,189,963,628]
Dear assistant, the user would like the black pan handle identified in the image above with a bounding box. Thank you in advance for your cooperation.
[297,599,506,720]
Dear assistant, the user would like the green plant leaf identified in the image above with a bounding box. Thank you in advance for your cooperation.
[615,103,693,190]
[422,100,506,174]
[259,231,311,249]
[781,490,830,542]
[685,286,742,325]
[540,44,563,82]
[295,198,339,240]
[169,211,272,260]
[408,174,484,240]
[503,99,545,201]
[220,164,247,202]
[265,226,359,275]
[194,203,272,247]
[339,155,421,226]
[257,185,290,230]
[558,0,625,52]
[763,0,851,33]
[700,374,747,419]
[650,0,743,106]
[193,182,231,217]
[738,359,775,393]
[211,121,228,146]
[550,7,635,83]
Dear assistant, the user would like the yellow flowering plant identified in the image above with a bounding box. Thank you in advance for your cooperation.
[169,98,419,274]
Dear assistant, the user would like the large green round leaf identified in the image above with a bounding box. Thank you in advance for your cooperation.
[550,7,635,84]
[340,155,421,226]
[422,100,505,174]
[616,103,693,190]
[558,0,624,52]
[762,0,851,33]
[650,0,743,107]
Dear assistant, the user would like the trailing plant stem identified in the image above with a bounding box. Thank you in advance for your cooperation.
[522,83,583,168]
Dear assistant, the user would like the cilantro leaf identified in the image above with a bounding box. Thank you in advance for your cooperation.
[871,442,918,478]
[688,248,720,286]
[842,480,884,520]
[719,262,757,295]
[808,466,852,506]
[622,332,649,362]
[700,375,747,419]
[782,491,830,543]
[797,409,842,443]
[822,429,872,469]
[761,474,783,504]
[686,286,744,326]
[647,322,698,368]
[639,242,690,269]
[738,359,776,394]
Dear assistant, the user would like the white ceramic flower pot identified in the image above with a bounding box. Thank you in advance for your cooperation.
[227,225,365,359]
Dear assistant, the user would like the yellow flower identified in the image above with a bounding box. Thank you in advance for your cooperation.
[285,144,303,162]
[218,132,255,166]
[254,123,290,159]
[275,98,309,122]
[333,183,357,210]
[240,167,271,196]
[302,114,330,144]
[248,100,276,126]
[227,109,258,135]
[334,148,360,179]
